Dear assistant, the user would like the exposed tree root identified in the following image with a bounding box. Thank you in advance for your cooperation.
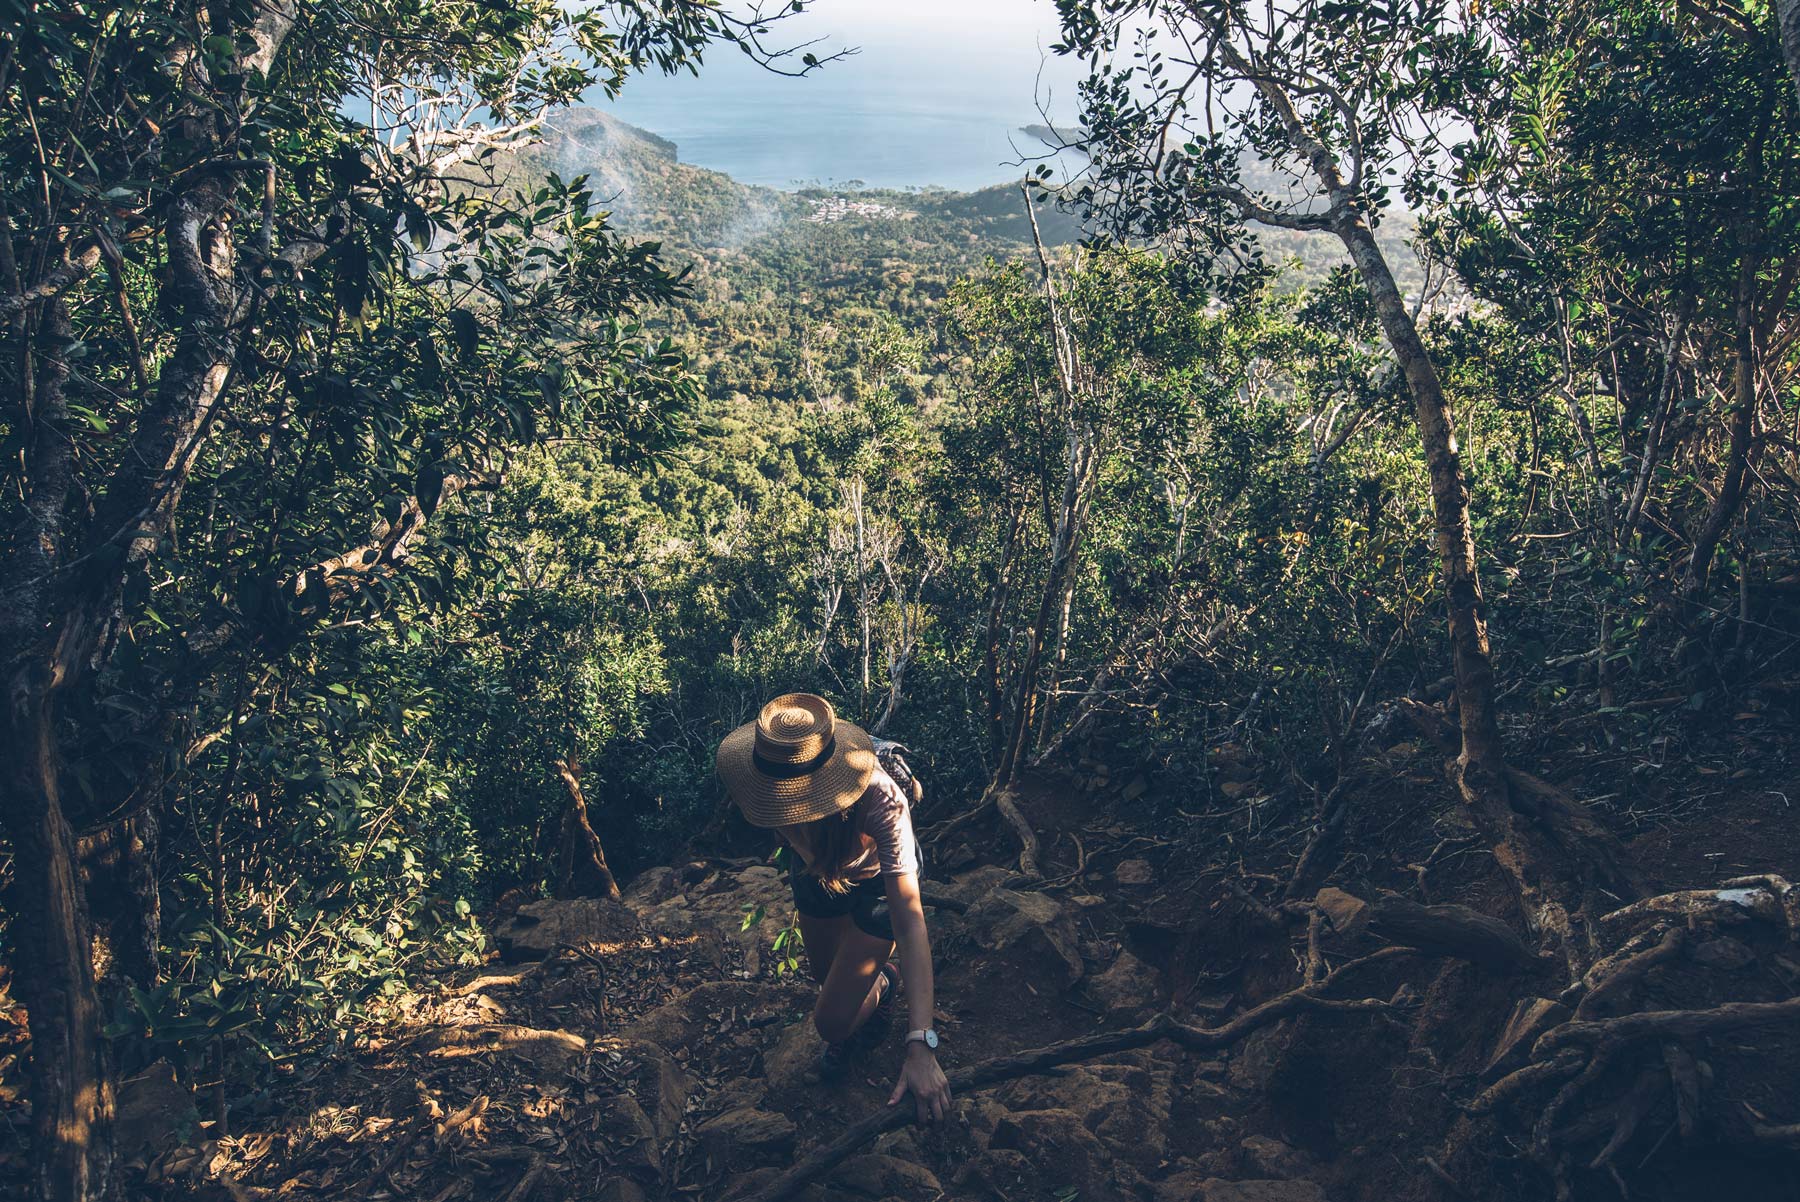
[992,787,1041,880]
[735,948,1417,1202]
[1441,871,1800,1196]
[1363,894,1549,975]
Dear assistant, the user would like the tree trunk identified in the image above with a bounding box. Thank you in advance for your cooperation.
[4,686,115,1202]
[1683,249,1760,602]
[79,811,161,989]
[1334,213,1635,965]
[982,503,1027,761]
[1333,217,1506,790]
[551,754,621,900]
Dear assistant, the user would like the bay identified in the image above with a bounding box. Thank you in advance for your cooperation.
[598,0,1084,192]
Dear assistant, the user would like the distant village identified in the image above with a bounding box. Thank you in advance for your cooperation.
[803,195,912,224]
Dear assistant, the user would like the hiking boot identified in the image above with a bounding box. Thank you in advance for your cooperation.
[818,1037,855,1080]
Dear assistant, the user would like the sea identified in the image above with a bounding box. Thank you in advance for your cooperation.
[598,0,1086,192]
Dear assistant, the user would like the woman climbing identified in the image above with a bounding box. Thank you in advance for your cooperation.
[716,692,953,1123]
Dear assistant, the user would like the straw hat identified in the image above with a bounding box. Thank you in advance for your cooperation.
[716,693,878,828]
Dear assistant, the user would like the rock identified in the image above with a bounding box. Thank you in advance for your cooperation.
[1202,1180,1328,1202]
[596,1095,663,1178]
[495,896,640,962]
[952,1149,1038,1200]
[764,1018,821,1094]
[1219,780,1257,800]
[1115,859,1154,886]
[620,866,678,909]
[990,1109,1120,1201]
[716,1166,828,1202]
[1226,1022,1290,1092]
[623,979,810,1049]
[934,864,1017,904]
[593,1181,647,1202]
[1089,949,1159,1017]
[965,887,1085,988]
[115,1060,196,1165]
[829,1154,943,1199]
[872,1126,927,1161]
[1156,1177,1329,1202]
[1121,774,1149,801]
[597,1037,688,1146]
[997,1049,1174,1167]
[632,866,794,976]
[1239,1136,1316,1180]
[1312,888,1369,935]
[696,1106,797,1167]
[1693,936,1755,970]
[1482,997,1570,1080]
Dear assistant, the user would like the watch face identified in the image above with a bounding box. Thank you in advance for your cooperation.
[924,1029,938,1049]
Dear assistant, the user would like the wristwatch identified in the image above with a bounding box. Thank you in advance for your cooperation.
[905,1028,939,1050]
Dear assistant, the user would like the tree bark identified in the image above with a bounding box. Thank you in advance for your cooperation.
[79,810,161,989]
[1683,248,1760,601]
[4,690,115,1202]
[1229,45,1639,957]
[551,754,621,900]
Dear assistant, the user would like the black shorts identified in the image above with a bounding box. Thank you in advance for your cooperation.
[789,868,897,942]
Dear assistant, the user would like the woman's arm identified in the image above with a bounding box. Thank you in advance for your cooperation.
[883,870,951,1122]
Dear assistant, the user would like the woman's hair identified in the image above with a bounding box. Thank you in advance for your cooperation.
[789,808,862,895]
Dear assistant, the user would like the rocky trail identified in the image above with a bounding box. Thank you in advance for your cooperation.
[122,754,1800,1202]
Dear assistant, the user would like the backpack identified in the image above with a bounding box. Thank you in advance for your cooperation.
[872,737,924,807]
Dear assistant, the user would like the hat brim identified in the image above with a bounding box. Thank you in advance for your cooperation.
[716,717,877,828]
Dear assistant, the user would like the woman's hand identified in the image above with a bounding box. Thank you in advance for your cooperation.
[887,1042,951,1123]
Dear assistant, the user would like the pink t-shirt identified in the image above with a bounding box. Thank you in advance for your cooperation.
[781,767,921,882]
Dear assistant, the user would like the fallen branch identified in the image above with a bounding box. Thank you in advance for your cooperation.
[735,948,1415,1202]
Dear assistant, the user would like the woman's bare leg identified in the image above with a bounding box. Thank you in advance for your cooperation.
[796,911,849,985]
[811,924,897,1045]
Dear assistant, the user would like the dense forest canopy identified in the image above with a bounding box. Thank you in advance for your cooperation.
[2,0,1799,1200]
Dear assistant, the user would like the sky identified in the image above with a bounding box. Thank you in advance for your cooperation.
[599,0,1088,191]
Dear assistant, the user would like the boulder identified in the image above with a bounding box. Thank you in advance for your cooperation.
[495,897,640,962]
[115,1060,196,1165]
[1089,949,1159,1018]
[695,1106,797,1168]
[965,887,1085,988]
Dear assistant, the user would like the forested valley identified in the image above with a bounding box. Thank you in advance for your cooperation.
[3,2,1800,1201]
